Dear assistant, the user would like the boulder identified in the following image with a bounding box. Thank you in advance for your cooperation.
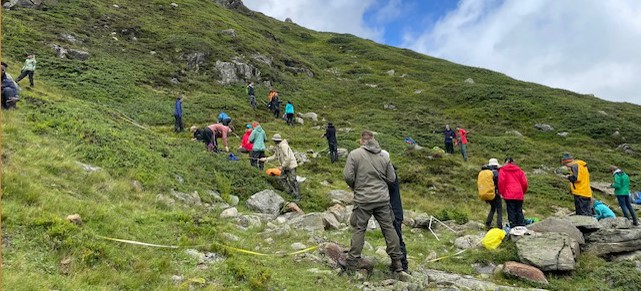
[528,217,585,244]
[220,29,236,37]
[282,202,304,215]
[328,190,354,205]
[464,78,474,84]
[170,190,202,206]
[383,103,397,110]
[67,49,91,61]
[66,214,83,226]
[184,52,206,71]
[454,235,482,250]
[567,215,601,232]
[295,117,304,125]
[251,54,273,66]
[471,262,496,274]
[337,148,348,158]
[599,217,632,229]
[59,33,78,44]
[170,2,178,8]
[557,132,569,137]
[327,204,348,223]
[503,261,549,285]
[534,123,554,132]
[220,207,238,219]
[516,232,579,271]
[284,17,293,23]
[321,211,340,230]
[288,213,325,232]
[3,0,50,9]
[298,112,318,122]
[386,69,395,76]
[236,214,263,228]
[506,130,523,137]
[228,195,239,206]
[422,269,532,290]
[246,190,285,216]
[584,228,641,256]
[214,59,261,85]
[616,143,636,155]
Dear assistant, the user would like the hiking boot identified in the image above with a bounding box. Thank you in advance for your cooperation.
[391,259,403,273]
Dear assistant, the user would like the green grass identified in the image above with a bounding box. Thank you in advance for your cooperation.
[3,0,641,289]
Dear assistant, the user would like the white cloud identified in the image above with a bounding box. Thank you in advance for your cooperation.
[402,0,641,104]
[243,0,383,41]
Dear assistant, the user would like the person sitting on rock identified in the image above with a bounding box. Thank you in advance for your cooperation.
[593,200,616,220]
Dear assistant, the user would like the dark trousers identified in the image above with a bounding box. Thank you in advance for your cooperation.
[16,70,34,87]
[574,195,593,216]
[616,195,639,224]
[485,194,503,228]
[328,141,338,163]
[273,108,280,119]
[249,95,256,109]
[221,118,232,126]
[505,199,524,227]
[392,219,408,271]
[444,142,454,154]
[250,150,265,169]
[174,115,184,132]
[347,202,403,267]
[2,88,18,109]
[280,168,300,201]
[286,113,294,126]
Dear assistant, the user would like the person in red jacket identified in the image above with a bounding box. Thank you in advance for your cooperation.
[498,157,528,227]
[238,124,254,154]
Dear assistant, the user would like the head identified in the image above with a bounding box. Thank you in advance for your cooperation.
[445,125,450,130]
[287,100,291,104]
[488,158,500,168]
[609,165,619,173]
[561,152,574,166]
[504,157,514,165]
[272,133,283,144]
[246,124,252,130]
[252,121,259,128]
[327,122,333,127]
[189,125,198,133]
[248,81,253,86]
[177,95,183,100]
[359,130,375,145]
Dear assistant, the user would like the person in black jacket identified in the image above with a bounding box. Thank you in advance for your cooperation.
[380,150,408,273]
[247,81,256,110]
[322,122,338,163]
[434,125,457,154]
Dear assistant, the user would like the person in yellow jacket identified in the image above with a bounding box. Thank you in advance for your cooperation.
[562,153,593,216]
[260,134,300,201]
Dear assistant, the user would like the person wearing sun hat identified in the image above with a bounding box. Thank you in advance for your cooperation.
[261,133,300,201]
[561,153,593,216]
[483,158,503,229]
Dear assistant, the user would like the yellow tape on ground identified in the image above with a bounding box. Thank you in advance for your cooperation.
[96,234,318,256]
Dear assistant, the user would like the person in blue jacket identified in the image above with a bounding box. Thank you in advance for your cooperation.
[380,150,408,273]
[593,200,616,220]
[285,101,295,126]
[218,111,232,126]
[173,95,183,132]
[434,125,457,154]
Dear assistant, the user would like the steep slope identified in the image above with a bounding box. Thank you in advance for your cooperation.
[2,0,641,290]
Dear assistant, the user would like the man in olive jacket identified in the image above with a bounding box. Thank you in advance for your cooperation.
[342,130,403,273]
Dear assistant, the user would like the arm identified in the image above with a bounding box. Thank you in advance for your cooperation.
[497,171,505,196]
[248,129,256,143]
[593,206,604,220]
[222,129,228,147]
[343,153,356,189]
[611,174,622,189]
[281,146,295,169]
[384,161,396,184]
[520,171,528,194]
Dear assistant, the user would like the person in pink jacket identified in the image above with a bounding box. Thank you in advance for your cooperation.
[208,123,232,152]
[498,157,528,227]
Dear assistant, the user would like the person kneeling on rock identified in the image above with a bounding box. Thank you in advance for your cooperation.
[593,200,616,220]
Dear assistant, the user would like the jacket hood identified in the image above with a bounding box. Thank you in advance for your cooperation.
[501,163,521,172]
[574,160,587,167]
[612,169,622,175]
[594,200,603,206]
[362,139,381,154]
[280,139,289,147]
[254,126,264,133]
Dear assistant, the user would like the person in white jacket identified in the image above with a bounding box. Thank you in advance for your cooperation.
[261,134,300,201]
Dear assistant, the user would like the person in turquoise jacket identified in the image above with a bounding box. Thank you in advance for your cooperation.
[285,101,295,126]
[248,122,267,169]
[15,53,36,87]
[610,166,638,225]
[593,200,616,220]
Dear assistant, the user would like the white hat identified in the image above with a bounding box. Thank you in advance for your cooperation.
[488,158,500,167]
[272,134,283,141]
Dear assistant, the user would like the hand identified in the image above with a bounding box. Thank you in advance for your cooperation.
[259,158,266,162]
[278,166,283,171]
[224,146,229,152]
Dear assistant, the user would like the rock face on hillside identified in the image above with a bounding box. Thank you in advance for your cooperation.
[3,0,53,9]
[212,0,251,14]
[215,59,261,84]
[52,45,91,60]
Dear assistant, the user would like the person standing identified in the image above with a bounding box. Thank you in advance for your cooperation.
[247,81,256,110]
[173,95,184,133]
[480,158,502,229]
[15,53,36,88]
[498,157,528,227]
[341,130,404,274]
[261,134,300,201]
[249,122,267,169]
[271,95,281,119]
[434,125,456,154]
[380,150,409,273]
[610,166,638,225]
[561,153,593,216]
[217,112,232,126]
[322,122,338,163]
[285,100,295,126]
[456,126,469,161]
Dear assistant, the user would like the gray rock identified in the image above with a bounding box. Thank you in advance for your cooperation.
[599,217,632,229]
[421,269,537,290]
[236,214,263,228]
[51,45,90,60]
[534,123,554,132]
[156,194,175,207]
[327,204,348,223]
[557,132,569,137]
[414,90,423,94]
[206,190,224,202]
[454,235,482,250]
[384,103,397,110]
[591,181,615,195]
[612,250,641,262]
[365,83,378,88]
[293,152,308,165]
[275,211,302,224]
[220,29,236,37]
[288,213,325,232]
[184,52,206,71]
[329,190,354,205]
[221,232,239,242]
[170,77,180,85]
[506,130,523,137]
[286,66,314,78]
[597,110,608,116]
[131,180,143,192]
[322,211,340,230]
[584,228,641,256]
[170,190,202,206]
[291,242,307,250]
[170,2,178,8]
[517,232,579,271]
[228,195,239,206]
[220,207,238,218]
[246,190,285,216]
[616,143,636,155]
[386,69,395,76]
[175,174,184,184]
[76,161,101,172]
[464,78,475,84]
[471,262,496,274]
[285,17,293,23]
[215,59,261,85]
[528,217,585,244]
[337,148,348,158]
[612,131,621,138]
[298,112,318,122]
[567,215,602,232]
[59,33,78,43]
[367,216,379,230]
[184,249,223,264]
[251,54,273,66]
[171,275,184,285]
[295,117,304,125]
[4,0,48,9]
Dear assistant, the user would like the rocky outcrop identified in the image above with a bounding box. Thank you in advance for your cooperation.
[567,215,601,232]
[3,0,53,9]
[591,181,615,195]
[52,45,90,60]
[298,112,318,122]
[534,123,554,132]
[584,228,641,256]
[220,29,236,37]
[183,52,206,71]
[246,190,285,216]
[617,143,636,155]
[211,0,252,14]
[215,59,261,85]
[454,234,482,250]
[528,217,585,244]
[329,190,354,205]
[288,213,325,232]
[503,261,549,285]
[517,232,579,271]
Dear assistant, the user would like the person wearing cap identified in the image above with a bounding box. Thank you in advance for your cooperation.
[380,150,409,273]
[260,133,300,201]
[456,126,469,161]
[610,165,638,225]
[173,95,184,133]
[341,130,404,274]
[238,124,254,154]
[484,158,503,229]
[209,123,232,152]
[249,122,267,169]
[190,125,217,152]
[15,53,36,87]
[561,153,593,216]
[498,157,528,227]
[217,112,232,126]
[322,122,338,163]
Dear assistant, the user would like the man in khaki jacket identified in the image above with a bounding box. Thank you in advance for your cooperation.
[342,130,403,273]
[261,134,300,201]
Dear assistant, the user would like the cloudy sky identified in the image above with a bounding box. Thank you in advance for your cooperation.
[244,0,641,105]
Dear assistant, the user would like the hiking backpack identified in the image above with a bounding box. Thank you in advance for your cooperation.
[477,169,496,201]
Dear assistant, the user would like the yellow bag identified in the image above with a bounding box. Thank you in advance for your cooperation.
[481,228,506,250]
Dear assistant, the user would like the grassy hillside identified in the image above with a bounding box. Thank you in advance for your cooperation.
[2,0,641,290]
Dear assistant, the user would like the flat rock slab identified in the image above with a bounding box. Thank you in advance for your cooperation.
[517,232,579,271]
[528,217,585,244]
[584,228,641,256]
[567,215,601,233]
